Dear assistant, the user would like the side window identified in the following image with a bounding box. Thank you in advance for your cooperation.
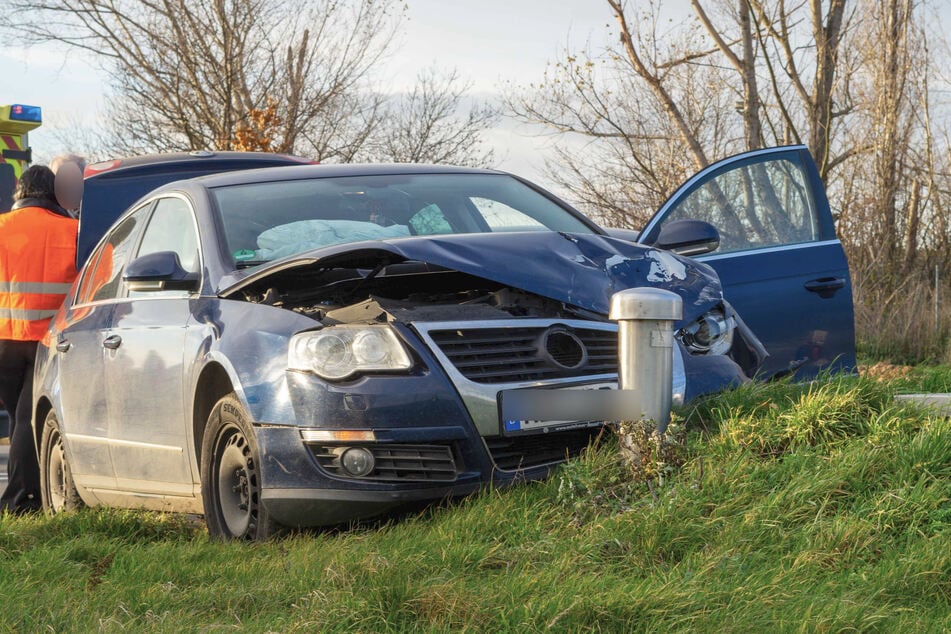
[470,197,545,232]
[409,204,454,235]
[74,245,107,306]
[80,205,149,303]
[136,197,200,273]
[660,158,819,254]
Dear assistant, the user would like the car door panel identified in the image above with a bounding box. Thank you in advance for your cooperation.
[640,146,856,379]
[57,301,116,490]
[106,298,194,494]
[699,241,855,377]
[103,195,201,495]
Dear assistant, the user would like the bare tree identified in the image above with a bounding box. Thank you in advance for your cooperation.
[5,0,402,160]
[35,111,116,165]
[746,0,853,180]
[836,0,940,268]
[691,0,765,150]
[607,0,715,171]
[505,3,740,227]
[360,68,500,167]
[869,0,927,268]
[507,0,860,230]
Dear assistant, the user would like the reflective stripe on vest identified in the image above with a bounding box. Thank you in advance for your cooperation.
[0,307,59,320]
[0,281,74,295]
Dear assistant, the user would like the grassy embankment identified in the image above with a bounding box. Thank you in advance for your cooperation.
[1,367,949,632]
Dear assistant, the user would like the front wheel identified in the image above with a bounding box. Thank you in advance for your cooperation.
[200,394,280,541]
[39,409,84,513]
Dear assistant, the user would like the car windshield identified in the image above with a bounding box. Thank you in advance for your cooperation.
[211,173,595,266]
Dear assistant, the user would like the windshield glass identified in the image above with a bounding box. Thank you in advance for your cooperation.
[211,173,595,266]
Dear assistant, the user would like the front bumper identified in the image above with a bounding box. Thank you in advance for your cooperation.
[255,315,754,527]
[261,482,484,526]
[252,422,601,527]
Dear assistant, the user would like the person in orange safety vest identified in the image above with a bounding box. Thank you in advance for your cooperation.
[0,165,78,514]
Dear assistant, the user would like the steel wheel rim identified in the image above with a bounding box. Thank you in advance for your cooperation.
[47,429,67,512]
[216,427,255,537]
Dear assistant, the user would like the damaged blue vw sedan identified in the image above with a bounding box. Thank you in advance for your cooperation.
[33,146,855,539]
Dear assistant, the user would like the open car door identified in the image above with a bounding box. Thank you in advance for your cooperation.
[638,145,856,379]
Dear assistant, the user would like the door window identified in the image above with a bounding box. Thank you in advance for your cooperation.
[658,157,819,254]
[74,248,106,306]
[77,204,150,304]
[135,197,200,273]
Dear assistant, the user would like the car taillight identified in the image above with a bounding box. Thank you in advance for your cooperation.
[83,160,121,177]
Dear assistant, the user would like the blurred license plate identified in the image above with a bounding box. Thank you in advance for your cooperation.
[498,382,623,435]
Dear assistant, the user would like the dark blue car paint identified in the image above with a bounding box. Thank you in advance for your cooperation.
[189,298,523,527]
[640,146,856,379]
[33,154,855,527]
[38,293,116,488]
[174,289,744,527]
[106,298,197,493]
[219,231,724,325]
[698,242,855,378]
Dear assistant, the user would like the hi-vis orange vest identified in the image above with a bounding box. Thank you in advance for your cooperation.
[0,206,78,341]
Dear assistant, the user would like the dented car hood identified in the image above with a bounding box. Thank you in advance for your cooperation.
[217,232,723,323]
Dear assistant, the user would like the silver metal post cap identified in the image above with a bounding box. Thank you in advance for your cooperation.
[609,287,683,321]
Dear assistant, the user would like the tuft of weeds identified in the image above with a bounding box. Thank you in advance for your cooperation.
[556,418,688,525]
[683,373,924,457]
[887,361,951,393]
[617,416,688,485]
[556,433,639,524]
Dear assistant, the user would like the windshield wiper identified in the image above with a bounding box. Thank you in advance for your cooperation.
[236,259,269,269]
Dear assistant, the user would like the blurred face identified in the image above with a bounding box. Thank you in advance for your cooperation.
[53,161,84,212]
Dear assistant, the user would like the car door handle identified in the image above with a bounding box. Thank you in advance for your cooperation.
[103,334,123,350]
[804,277,846,298]
[56,339,71,353]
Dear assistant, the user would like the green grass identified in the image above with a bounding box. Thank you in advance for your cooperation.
[888,362,951,393]
[1,370,949,632]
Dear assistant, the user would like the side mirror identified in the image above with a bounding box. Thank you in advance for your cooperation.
[123,251,199,292]
[653,220,720,256]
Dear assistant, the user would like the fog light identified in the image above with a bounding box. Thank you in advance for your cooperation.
[340,447,375,477]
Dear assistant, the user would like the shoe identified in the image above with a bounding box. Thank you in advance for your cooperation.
[0,492,41,516]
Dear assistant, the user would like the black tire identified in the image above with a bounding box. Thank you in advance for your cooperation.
[200,393,279,541]
[39,409,84,513]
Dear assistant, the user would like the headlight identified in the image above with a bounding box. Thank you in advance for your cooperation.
[678,307,735,355]
[288,326,412,380]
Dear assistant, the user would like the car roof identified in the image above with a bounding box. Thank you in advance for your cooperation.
[77,151,316,268]
[163,162,507,191]
[84,150,314,178]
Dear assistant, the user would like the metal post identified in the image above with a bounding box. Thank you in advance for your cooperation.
[609,288,683,433]
[936,264,940,335]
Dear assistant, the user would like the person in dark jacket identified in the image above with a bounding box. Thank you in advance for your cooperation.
[0,165,78,514]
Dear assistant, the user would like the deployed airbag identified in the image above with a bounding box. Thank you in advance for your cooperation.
[256,220,410,260]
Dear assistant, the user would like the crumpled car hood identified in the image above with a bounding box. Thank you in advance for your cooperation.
[218,232,723,323]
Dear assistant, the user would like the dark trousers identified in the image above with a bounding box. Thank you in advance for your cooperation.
[0,339,40,512]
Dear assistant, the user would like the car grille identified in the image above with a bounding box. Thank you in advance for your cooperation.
[484,427,606,471]
[309,444,458,482]
[427,325,618,384]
